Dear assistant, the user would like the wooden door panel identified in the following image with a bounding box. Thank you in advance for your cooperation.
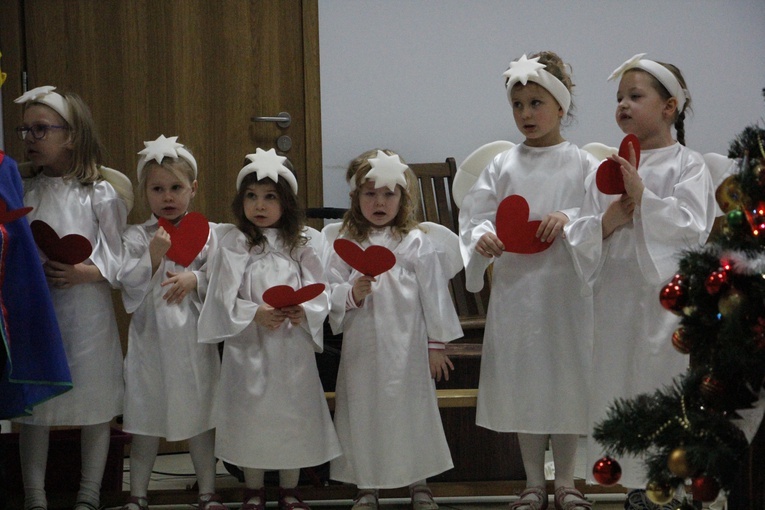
[20,0,313,224]
[2,0,321,454]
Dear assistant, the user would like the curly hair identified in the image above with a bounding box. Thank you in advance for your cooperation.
[340,149,420,242]
[232,171,307,256]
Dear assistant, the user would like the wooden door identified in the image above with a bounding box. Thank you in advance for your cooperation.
[0,0,322,453]
[0,0,323,224]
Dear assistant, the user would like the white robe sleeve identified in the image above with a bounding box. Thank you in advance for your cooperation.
[319,222,343,267]
[325,244,355,335]
[118,225,154,314]
[414,236,463,342]
[197,226,258,343]
[296,245,330,353]
[458,159,500,292]
[634,153,715,284]
[90,181,128,287]
[563,170,610,292]
[192,222,217,304]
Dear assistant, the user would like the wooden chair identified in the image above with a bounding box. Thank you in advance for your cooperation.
[409,158,491,335]
[407,158,524,484]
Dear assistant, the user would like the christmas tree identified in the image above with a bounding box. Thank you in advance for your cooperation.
[592,109,765,506]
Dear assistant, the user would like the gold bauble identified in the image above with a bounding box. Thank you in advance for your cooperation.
[645,481,675,505]
[718,288,744,317]
[715,175,744,213]
[667,447,693,478]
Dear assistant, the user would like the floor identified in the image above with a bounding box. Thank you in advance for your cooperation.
[104,437,628,509]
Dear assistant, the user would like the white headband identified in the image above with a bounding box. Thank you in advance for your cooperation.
[608,53,687,113]
[14,85,74,126]
[503,55,571,115]
[237,148,298,195]
[136,134,198,181]
[350,150,409,192]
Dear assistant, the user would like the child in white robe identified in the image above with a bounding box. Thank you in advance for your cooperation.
[118,135,224,510]
[324,149,463,510]
[458,52,598,510]
[564,54,716,507]
[198,149,341,510]
[13,86,127,510]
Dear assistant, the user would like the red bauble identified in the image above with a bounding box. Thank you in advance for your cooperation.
[746,201,765,236]
[660,276,687,315]
[672,327,692,354]
[592,456,622,486]
[691,475,720,502]
[704,270,728,295]
[700,375,725,405]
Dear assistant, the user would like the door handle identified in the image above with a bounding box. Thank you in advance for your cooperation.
[251,112,291,128]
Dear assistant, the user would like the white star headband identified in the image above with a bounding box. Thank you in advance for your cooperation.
[502,55,571,115]
[236,148,298,195]
[608,53,687,113]
[14,85,74,126]
[136,135,198,181]
[351,150,409,192]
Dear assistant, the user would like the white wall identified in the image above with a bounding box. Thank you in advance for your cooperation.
[319,0,765,208]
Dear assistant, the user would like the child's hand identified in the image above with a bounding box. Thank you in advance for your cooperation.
[161,271,197,304]
[149,227,172,271]
[43,260,104,288]
[281,304,306,326]
[352,275,376,305]
[428,349,454,382]
[602,194,636,239]
[475,232,504,258]
[536,211,569,242]
[255,304,287,330]
[612,141,644,204]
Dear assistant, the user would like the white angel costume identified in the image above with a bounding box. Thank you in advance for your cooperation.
[325,226,463,488]
[17,172,126,425]
[198,226,341,469]
[564,142,716,487]
[459,142,597,434]
[118,215,220,440]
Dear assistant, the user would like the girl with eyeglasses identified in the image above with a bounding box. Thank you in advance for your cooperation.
[13,86,128,510]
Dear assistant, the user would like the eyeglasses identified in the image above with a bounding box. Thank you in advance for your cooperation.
[15,124,69,140]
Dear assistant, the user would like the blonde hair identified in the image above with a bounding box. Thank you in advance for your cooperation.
[625,62,692,145]
[24,90,106,184]
[340,149,420,242]
[137,157,196,207]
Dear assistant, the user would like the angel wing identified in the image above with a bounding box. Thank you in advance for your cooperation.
[452,140,515,208]
[99,166,135,213]
[581,142,617,162]
[420,221,462,279]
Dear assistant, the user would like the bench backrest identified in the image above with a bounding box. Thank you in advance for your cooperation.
[408,158,490,326]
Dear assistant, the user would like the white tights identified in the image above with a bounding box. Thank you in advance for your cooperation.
[243,467,300,491]
[128,429,218,498]
[517,433,579,490]
[20,422,111,510]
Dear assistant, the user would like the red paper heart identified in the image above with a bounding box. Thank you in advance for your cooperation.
[30,220,93,265]
[495,195,553,254]
[158,212,210,267]
[262,283,326,308]
[333,238,396,276]
[0,198,33,224]
[595,134,641,195]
